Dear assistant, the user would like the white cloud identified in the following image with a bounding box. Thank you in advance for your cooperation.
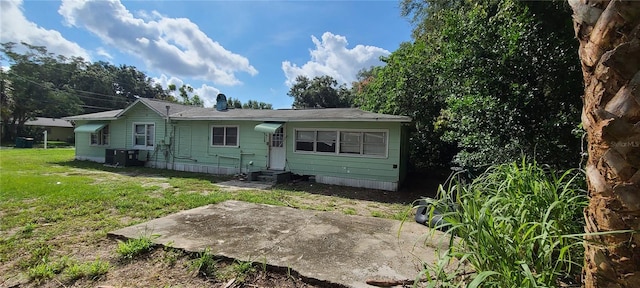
[152,74,220,108]
[0,0,90,60]
[282,32,389,86]
[59,0,257,86]
[96,47,113,59]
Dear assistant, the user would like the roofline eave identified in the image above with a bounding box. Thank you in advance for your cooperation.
[168,117,411,122]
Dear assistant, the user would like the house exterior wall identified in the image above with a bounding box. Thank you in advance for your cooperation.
[72,103,408,191]
[283,121,403,190]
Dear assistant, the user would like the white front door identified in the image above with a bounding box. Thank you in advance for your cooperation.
[269,126,286,170]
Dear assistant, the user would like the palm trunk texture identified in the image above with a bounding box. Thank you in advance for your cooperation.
[569,0,640,287]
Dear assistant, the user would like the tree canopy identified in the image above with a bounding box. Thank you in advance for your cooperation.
[356,0,583,170]
[0,42,273,141]
[287,75,353,108]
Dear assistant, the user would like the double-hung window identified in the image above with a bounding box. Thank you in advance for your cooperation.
[90,125,109,146]
[133,123,155,149]
[211,126,238,147]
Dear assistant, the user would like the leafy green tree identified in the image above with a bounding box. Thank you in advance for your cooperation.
[242,100,272,109]
[288,75,353,108]
[168,84,203,107]
[355,42,455,170]
[361,0,582,170]
[226,97,242,109]
[1,42,83,138]
[432,1,582,169]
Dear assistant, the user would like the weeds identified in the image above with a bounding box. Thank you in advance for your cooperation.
[64,258,110,281]
[116,236,156,259]
[422,159,587,287]
[190,248,218,278]
[232,259,255,281]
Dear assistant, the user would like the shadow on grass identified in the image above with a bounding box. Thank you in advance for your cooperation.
[54,158,449,205]
[52,159,233,183]
[272,170,448,205]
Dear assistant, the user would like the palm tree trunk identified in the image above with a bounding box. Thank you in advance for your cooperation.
[569,0,640,287]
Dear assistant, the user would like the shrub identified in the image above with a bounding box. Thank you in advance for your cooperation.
[423,159,586,287]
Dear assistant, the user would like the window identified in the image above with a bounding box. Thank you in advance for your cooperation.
[295,129,387,157]
[90,125,109,146]
[316,131,337,153]
[295,130,337,153]
[211,126,238,146]
[133,123,154,149]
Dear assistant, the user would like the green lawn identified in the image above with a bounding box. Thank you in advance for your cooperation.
[0,148,410,286]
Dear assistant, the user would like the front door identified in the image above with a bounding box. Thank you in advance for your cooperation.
[269,126,286,170]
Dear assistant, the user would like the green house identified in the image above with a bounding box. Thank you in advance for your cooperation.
[65,98,412,191]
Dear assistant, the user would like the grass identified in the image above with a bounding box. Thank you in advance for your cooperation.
[0,148,410,286]
[190,248,218,278]
[116,236,156,259]
[421,159,587,287]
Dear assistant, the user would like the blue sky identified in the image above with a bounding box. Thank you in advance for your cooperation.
[1,0,413,109]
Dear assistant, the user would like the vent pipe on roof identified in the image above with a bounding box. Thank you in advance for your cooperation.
[216,93,228,111]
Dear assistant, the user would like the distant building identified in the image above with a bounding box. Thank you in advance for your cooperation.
[25,117,74,142]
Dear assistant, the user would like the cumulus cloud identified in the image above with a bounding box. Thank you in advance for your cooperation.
[0,0,90,60]
[96,47,113,59]
[282,32,389,86]
[59,0,257,86]
[152,74,220,108]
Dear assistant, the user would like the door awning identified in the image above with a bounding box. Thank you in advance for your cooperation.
[254,123,283,134]
[74,123,106,133]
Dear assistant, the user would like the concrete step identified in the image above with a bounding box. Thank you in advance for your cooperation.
[257,175,276,182]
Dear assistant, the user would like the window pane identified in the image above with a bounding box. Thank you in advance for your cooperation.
[212,127,224,145]
[225,127,238,146]
[91,133,98,145]
[296,131,314,141]
[340,132,361,154]
[296,141,313,151]
[317,131,336,153]
[135,136,146,145]
[295,131,314,151]
[146,125,154,146]
[363,132,385,156]
[135,124,145,134]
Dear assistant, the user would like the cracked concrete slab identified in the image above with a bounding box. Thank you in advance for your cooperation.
[108,200,449,288]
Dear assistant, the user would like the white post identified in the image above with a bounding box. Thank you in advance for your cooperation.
[43,130,47,149]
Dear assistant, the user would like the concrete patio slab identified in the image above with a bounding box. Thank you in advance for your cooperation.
[108,200,449,288]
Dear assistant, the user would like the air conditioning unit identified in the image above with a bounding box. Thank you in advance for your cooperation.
[105,149,144,167]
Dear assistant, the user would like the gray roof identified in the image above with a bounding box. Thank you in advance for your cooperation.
[25,117,73,128]
[63,98,412,123]
[64,109,122,121]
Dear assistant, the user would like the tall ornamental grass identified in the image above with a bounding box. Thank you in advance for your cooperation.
[423,160,587,287]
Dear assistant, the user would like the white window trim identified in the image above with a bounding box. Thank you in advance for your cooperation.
[210,125,240,147]
[294,128,389,158]
[132,122,155,150]
[90,125,110,147]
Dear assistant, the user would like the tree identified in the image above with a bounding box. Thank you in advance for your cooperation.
[354,42,455,170]
[1,42,83,138]
[168,84,203,107]
[242,100,273,109]
[288,75,353,108]
[569,1,640,287]
[388,0,583,170]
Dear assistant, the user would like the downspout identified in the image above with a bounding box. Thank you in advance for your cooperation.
[165,105,171,170]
